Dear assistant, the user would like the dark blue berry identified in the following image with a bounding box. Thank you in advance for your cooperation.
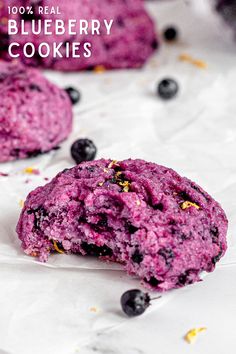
[163,27,178,41]
[210,226,219,244]
[71,139,97,164]
[121,289,150,317]
[216,0,236,31]
[81,242,113,257]
[65,87,81,105]
[158,78,179,100]
[131,249,143,264]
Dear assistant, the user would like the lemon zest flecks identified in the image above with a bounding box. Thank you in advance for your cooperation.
[179,53,207,69]
[29,251,38,257]
[192,59,208,69]
[23,167,40,175]
[19,199,24,208]
[108,160,119,169]
[89,306,100,313]
[94,65,106,74]
[184,327,207,344]
[181,201,200,210]
[53,240,64,254]
[118,180,130,192]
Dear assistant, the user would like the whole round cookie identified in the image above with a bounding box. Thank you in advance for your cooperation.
[0,60,72,162]
[16,159,228,291]
[0,0,158,70]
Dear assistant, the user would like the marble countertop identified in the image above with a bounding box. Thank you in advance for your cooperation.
[0,1,236,353]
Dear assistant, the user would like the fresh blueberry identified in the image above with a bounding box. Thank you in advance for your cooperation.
[157,78,179,100]
[65,87,81,105]
[131,249,144,264]
[163,26,178,41]
[71,138,97,164]
[216,0,236,31]
[121,289,150,317]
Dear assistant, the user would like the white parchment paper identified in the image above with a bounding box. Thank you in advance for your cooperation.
[0,1,236,353]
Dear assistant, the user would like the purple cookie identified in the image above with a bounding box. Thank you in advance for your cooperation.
[0,0,158,71]
[16,159,228,291]
[0,60,72,162]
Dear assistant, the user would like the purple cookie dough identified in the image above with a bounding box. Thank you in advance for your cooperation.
[0,0,158,71]
[0,60,72,162]
[16,159,228,291]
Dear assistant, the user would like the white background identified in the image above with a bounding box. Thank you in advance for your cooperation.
[0,1,236,353]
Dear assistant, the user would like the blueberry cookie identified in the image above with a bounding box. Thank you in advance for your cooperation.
[0,0,158,70]
[16,159,228,291]
[0,61,72,162]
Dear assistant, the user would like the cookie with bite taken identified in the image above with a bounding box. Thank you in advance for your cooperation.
[16,159,228,291]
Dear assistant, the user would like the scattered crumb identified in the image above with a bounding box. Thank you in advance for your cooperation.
[181,201,200,210]
[23,167,40,175]
[0,172,8,177]
[103,168,109,173]
[184,327,207,344]
[24,179,31,184]
[136,200,141,206]
[98,182,104,187]
[44,177,49,181]
[19,199,24,208]
[179,53,207,69]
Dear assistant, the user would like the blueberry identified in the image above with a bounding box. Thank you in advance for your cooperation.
[71,139,97,164]
[210,226,219,244]
[216,0,236,31]
[153,203,164,211]
[121,289,150,317]
[65,87,81,105]
[157,78,179,100]
[158,247,174,266]
[81,242,113,257]
[163,27,178,41]
[131,249,144,264]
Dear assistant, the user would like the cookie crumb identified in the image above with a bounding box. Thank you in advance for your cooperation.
[0,172,8,177]
[136,200,141,206]
[184,327,207,344]
[181,201,200,210]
